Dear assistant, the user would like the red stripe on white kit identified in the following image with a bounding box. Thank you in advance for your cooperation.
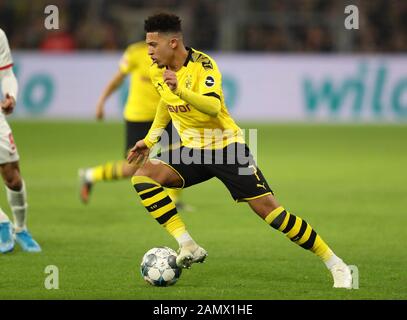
[0,63,13,70]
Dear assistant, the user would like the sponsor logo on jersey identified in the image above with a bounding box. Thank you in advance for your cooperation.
[168,104,191,113]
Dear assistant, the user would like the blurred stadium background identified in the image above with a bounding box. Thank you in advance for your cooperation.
[0,0,406,299]
[2,0,407,121]
[3,0,406,52]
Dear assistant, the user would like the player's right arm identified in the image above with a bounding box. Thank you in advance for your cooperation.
[143,99,171,148]
[127,139,150,167]
[95,71,126,120]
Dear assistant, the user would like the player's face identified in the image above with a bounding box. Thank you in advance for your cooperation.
[146,32,175,68]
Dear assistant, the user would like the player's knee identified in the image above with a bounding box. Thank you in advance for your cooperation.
[249,194,280,219]
[122,163,137,177]
[256,206,273,219]
[4,174,22,191]
[133,167,153,179]
[131,175,162,199]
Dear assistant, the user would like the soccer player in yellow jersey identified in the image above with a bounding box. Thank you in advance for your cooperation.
[127,13,353,288]
[78,41,183,206]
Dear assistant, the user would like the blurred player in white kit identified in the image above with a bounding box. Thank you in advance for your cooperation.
[0,28,41,253]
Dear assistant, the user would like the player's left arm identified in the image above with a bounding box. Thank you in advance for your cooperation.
[0,66,18,115]
[163,68,221,117]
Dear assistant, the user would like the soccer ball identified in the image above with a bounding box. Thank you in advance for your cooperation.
[140,247,182,286]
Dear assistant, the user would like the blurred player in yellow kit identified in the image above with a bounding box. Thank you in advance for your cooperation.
[79,41,186,208]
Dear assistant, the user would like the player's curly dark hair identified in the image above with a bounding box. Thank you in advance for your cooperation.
[144,13,182,33]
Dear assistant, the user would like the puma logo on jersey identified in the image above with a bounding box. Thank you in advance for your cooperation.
[257,183,266,190]
[156,82,164,91]
[168,104,191,113]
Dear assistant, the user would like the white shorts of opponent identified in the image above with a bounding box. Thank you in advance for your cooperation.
[0,115,19,164]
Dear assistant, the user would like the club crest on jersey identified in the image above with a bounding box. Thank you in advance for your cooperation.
[205,76,215,87]
[185,75,192,90]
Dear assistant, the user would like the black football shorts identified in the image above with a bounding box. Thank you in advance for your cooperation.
[154,142,273,202]
[125,120,178,157]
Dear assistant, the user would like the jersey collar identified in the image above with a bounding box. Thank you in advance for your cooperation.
[164,47,193,72]
[183,47,193,67]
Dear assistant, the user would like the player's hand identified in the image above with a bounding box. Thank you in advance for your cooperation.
[1,93,16,115]
[95,101,105,120]
[127,139,150,167]
[163,70,178,92]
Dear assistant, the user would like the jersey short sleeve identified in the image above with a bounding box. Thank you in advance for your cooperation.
[119,46,138,74]
[0,29,13,69]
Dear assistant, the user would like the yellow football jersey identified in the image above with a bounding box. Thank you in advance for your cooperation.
[119,42,160,122]
[147,48,244,149]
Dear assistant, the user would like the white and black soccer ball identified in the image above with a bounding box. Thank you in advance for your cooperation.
[140,247,182,286]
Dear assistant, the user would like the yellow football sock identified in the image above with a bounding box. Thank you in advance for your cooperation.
[265,206,333,262]
[91,160,125,182]
[167,188,181,204]
[132,176,186,238]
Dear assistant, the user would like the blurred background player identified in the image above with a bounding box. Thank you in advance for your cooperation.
[78,40,190,210]
[0,28,41,253]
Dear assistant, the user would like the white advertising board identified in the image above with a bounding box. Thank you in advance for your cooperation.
[10,53,407,122]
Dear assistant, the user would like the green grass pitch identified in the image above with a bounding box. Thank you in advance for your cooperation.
[0,121,406,299]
